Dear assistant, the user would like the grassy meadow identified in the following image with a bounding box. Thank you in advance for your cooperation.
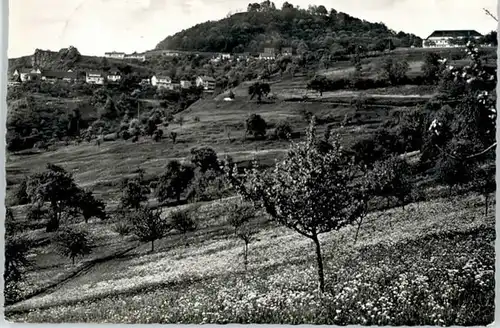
[4,50,496,325]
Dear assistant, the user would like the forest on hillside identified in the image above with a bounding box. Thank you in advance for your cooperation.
[156,1,422,55]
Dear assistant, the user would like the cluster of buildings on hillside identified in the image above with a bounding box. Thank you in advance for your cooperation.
[105,46,297,64]
[9,67,217,93]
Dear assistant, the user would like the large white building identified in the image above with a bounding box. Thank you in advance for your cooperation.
[423,30,483,48]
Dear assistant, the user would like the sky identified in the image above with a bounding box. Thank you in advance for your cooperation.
[8,0,499,58]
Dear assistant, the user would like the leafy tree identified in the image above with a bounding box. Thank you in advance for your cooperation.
[11,178,29,206]
[370,156,413,213]
[170,208,197,235]
[422,52,445,84]
[225,118,362,292]
[249,82,271,102]
[428,41,496,163]
[187,169,228,202]
[190,147,220,173]
[434,154,473,197]
[245,114,267,139]
[99,97,118,120]
[119,174,149,210]
[4,235,32,304]
[78,190,106,223]
[226,201,258,271]
[307,75,330,96]
[380,57,409,85]
[54,227,92,265]
[156,160,195,203]
[129,206,170,252]
[26,164,83,232]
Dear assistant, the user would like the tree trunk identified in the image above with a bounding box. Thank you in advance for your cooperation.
[354,216,364,245]
[72,256,75,266]
[312,234,325,293]
[176,192,181,204]
[485,193,489,216]
[151,240,155,252]
[244,241,249,272]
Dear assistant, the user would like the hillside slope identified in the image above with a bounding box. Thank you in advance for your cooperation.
[156,2,422,54]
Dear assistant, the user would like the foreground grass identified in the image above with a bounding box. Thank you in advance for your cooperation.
[5,193,495,325]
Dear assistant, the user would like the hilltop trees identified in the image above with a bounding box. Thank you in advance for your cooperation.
[225,118,363,292]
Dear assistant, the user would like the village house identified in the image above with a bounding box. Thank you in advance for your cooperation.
[180,80,192,89]
[281,47,293,56]
[104,51,126,59]
[170,80,181,90]
[41,70,78,83]
[151,75,173,88]
[423,30,483,48]
[140,78,151,85]
[161,50,181,57]
[124,53,146,62]
[259,47,277,60]
[106,69,122,83]
[86,71,105,85]
[13,68,41,82]
[196,75,216,92]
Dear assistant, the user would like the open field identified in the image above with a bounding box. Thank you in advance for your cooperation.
[5,190,495,324]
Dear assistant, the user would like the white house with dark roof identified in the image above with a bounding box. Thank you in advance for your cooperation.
[104,51,126,59]
[107,69,122,83]
[151,75,173,88]
[13,68,41,82]
[196,75,216,92]
[423,30,483,48]
[86,71,105,84]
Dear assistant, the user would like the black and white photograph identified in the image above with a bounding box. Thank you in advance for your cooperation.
[2,0,497,325]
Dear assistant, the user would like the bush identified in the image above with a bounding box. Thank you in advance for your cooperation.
[245,114,267,139]
[54,228,92,265]
[274,121,293,140]
[171,208,197,234]
[112,221,133,236]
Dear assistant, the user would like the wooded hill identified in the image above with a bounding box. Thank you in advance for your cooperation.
[155,1,422,54]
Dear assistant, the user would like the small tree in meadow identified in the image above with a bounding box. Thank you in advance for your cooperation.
[470,166,496,216]
[170,207,197,245]
[170,131,178,143]
[380,57,409,85]
[307,75,330,96]
[245,114,267,139]
[434,154,473,197]
[225,118,362,292]
[370,156,413,214]
[226,201,258,271]
[129,206,171,252]
[54,227,92,265]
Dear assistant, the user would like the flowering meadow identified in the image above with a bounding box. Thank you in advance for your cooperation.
[5,192,495,325]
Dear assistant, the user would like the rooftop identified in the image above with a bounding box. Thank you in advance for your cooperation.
[427,30,483,39]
